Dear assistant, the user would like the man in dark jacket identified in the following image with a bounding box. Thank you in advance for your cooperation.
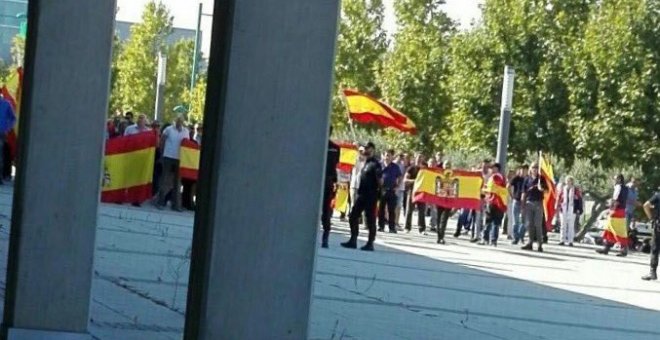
[342,142,382,251]
[321,128,340,248]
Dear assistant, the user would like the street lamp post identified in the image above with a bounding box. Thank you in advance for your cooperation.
[190,3,213,94]
[496,66,515,173]
[155,51,167,122]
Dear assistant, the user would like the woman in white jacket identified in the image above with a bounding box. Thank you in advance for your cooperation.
[556,176,584,246]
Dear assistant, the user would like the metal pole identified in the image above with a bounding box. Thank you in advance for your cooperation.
[496,65,515,173]
[190,2,203,94]
[155,51,167,121]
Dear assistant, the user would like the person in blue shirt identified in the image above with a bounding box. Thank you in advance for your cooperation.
[377,149,402,234]
[0,97,16,185]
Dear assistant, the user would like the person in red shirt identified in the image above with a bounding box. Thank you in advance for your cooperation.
[481,163,507,246]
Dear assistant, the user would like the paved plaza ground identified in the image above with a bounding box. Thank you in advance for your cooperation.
[0,185,659,339]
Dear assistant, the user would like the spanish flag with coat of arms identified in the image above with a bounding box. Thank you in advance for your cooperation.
[412,168,483,210]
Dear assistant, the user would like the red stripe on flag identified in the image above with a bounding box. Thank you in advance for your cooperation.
[413,192,481,210]
[180,167,198,181]
[105,132,157,155]
[101,183,153,204]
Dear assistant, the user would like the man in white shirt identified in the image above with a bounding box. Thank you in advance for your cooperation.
[154,116,189,211]
[124,114,151,136]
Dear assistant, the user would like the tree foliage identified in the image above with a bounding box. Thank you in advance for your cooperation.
[332,0,388,129]
[378,0,455,152]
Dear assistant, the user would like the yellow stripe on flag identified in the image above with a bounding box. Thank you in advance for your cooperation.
[339,147,358,167]
[344,95,391,119]
[103,148,155,191]
[334,185,349,213]
[180,146,200,171]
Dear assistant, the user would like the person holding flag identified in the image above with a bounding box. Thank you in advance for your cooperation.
[597,174,629,257]
[521,162,548,252]
[0,96,16,185]
[481,163,508,247]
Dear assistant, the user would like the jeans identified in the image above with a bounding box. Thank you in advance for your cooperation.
[512,200,524,242]
[378,189,398,231]
[483,207,505,243]
[524,201,544,247]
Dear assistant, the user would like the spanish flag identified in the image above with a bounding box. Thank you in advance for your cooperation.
[485,173,508,211]
[180,139,200,181]
[540,154,557,231]
[1,67,22,160]
[412,168,483,210]
[342,89,416,134]
[336,142,358,173]
[101,132,157,203]
[603,208,628,245]
[333,183,350,213]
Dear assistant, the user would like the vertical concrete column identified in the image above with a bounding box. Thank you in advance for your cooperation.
[185,0,340,339]
[2,1,116,339]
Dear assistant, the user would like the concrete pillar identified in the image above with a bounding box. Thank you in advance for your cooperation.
[1,1,116,339]
[184,0,340,339]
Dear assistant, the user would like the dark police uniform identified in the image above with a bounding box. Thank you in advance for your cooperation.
[321,140,340,247]
[346,156,382,249]
[643,191,660,280]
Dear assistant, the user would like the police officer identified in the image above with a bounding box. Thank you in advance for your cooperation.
[641,188,660,280]
[342,142,382,251]
[320,127,340,248]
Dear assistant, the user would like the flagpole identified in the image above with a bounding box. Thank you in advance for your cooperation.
[339,87,358,142]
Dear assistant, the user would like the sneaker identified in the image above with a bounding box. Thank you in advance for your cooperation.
[616,252,627,257]
[389,229,397,234]
[512,240,519,245]
[340,241,357,249]
[521,244,533,251]
[430,227,437,232]
[321,242,329,249]
[453,232,460,238]
[437,239,446,245]
[360,243,374,251]
[568,243,574,247]
[558,242,565,246]
[477,241,487,246]
[537,247,544,253]
[642,271,658,281]
[470,238,479,243]
[491,241,497,247]
[377,228,385,232]
[596,248,609,255]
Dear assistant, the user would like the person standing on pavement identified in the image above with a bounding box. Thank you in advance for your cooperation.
[471,159,492,243]
[0,96,16,185]
[349,145,366,214]
[394,153,409,230]
[378,149,402,234]
[597,174,629,257]
[481,163,507,246]
[436,160,454,245]
[342,142,382,251]
[521,162,547,252]
[641,188,660,280]
[124,114,151,136]
[154,116,189,211]
[626,177,640,229]
[556,176,583,246]
[404,154,427,234]
[508,165,528,244]
[320,128,340,248]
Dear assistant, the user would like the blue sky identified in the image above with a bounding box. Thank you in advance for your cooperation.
[115,0,484,57]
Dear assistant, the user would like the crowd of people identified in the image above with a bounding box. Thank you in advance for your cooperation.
[106,111,202,211]
[322,137,660,281]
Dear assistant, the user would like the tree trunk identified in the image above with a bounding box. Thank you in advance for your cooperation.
[576,200,607,241]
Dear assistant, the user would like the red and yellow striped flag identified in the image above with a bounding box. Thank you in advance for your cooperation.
[603,208,628,245]
[485,173,508,210]
[342,89,416,134]
[180,139,200,180]
[540,154,557,231]
[333,183,350,213]
[412,168,483,210]
[336,142,358,173]
[101,132,157,203]
[1,67,23,160]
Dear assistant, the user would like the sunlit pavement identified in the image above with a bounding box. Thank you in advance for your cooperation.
[0,185,658,339]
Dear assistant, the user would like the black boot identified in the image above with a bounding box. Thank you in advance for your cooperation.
[596,243,612,255]
[341,238,357,249]
[361,243,374,251]
[642,269,657,281]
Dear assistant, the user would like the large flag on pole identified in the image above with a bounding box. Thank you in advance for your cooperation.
[539,153,557,231]
[101,132,157,203]
[412,168,483,210]
[342,89,416,134]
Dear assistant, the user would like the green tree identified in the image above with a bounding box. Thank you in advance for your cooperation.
[378,0,455,152]
[332,0,388,129]
[112,1,173,116]
[185,76,207,123]
[163,39,194,122]
[108,34,124,114]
